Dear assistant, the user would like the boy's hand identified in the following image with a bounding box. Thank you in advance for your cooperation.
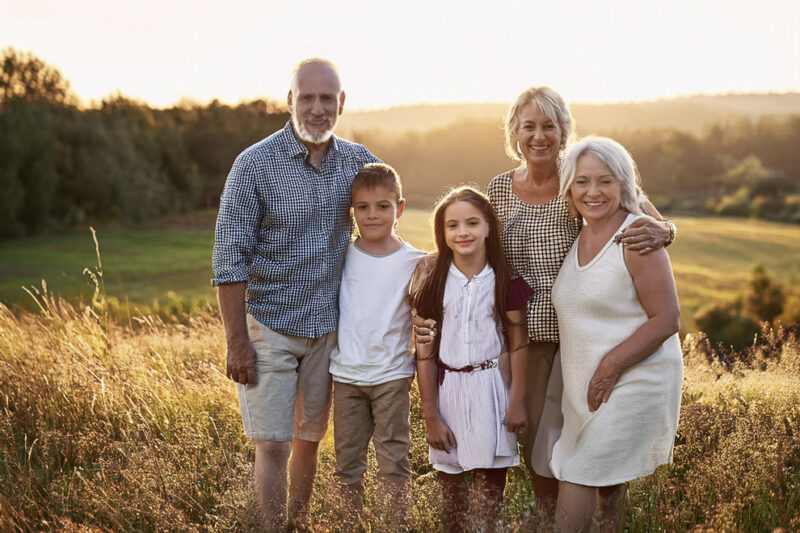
[505,400,527,433]
[412,309,437,345]
[425,416,457,451]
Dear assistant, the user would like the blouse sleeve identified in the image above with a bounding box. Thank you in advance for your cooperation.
[507,275,533,311]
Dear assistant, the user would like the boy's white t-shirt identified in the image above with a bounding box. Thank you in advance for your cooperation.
[329,241,425,386]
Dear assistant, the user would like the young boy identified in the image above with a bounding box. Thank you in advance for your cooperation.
[329,163,424,524]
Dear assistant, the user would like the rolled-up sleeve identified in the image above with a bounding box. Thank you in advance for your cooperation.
[212,154,263,286]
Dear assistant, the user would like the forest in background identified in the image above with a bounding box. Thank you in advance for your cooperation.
[2,47,799,239]
[354,113,800,218]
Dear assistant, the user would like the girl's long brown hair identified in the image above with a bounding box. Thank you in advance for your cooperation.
[412,186,511,360]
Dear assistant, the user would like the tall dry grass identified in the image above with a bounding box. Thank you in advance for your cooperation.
[1,288,798,531]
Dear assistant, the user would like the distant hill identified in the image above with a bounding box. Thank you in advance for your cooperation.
[337,93,800,136]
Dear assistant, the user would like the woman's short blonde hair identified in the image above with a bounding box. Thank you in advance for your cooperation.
[503,86,575,163]
[559,136,646,217]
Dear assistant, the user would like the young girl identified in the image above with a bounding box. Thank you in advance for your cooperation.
[411,186,530,532]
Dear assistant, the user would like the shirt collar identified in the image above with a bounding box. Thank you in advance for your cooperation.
[448,261,493,284]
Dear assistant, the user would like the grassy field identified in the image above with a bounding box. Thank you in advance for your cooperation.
[0,292,798,531]
[2,212,799,530]
[0,227,215,307]
[2,211,799,331]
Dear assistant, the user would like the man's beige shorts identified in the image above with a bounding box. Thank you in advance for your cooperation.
[237,314,335,442]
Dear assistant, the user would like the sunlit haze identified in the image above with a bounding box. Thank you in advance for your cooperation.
[1,0,798,109]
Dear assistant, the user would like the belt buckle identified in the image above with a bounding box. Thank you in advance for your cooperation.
[479,359,497,370]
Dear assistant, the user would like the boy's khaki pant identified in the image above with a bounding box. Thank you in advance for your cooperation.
[333,378,412,488]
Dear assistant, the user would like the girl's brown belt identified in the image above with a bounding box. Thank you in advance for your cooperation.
[436,358,498,385]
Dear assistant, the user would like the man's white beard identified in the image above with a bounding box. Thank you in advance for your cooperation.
[293,115,336,144]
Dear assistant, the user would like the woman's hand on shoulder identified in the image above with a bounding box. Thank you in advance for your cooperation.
[615,215,671,254]
[505,399,527,433]
[425,416,457,451]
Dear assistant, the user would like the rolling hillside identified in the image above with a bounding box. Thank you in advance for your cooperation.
[337,92,800,136]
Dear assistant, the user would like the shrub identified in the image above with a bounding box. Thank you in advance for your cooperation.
[694,301,759,349]
[714,186,751,217]
[744,265,786,323]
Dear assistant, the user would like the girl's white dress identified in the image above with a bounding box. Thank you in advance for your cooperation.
[548,213,683,486]
[430,263,519,473]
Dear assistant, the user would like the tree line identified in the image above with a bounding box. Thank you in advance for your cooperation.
[0,48,287,238]
[2,48,799,239]
[358,116,800,223]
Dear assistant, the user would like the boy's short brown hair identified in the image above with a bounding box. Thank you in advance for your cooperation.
[351,163,402,200]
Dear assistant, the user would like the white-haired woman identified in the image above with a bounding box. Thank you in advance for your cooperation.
[549,136,682,532]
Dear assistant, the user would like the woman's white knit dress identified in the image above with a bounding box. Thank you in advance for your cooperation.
[429,263,519,474]
[548,214,682,486]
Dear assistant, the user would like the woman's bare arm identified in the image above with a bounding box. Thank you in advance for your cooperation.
[586,245,680,411]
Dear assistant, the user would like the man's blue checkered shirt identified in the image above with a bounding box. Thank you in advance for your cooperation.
[212,122,379,338]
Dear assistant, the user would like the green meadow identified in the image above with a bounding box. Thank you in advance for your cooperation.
[2,211,799,331]
[0,224,216,309]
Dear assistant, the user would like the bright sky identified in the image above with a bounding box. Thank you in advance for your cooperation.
[1,0,798,109]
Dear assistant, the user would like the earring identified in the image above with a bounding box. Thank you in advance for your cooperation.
[557,144,566,166]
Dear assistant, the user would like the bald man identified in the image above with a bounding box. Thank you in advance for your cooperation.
[212,58,379,531]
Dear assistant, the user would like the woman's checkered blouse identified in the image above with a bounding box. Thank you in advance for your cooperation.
[487,171,580,343]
